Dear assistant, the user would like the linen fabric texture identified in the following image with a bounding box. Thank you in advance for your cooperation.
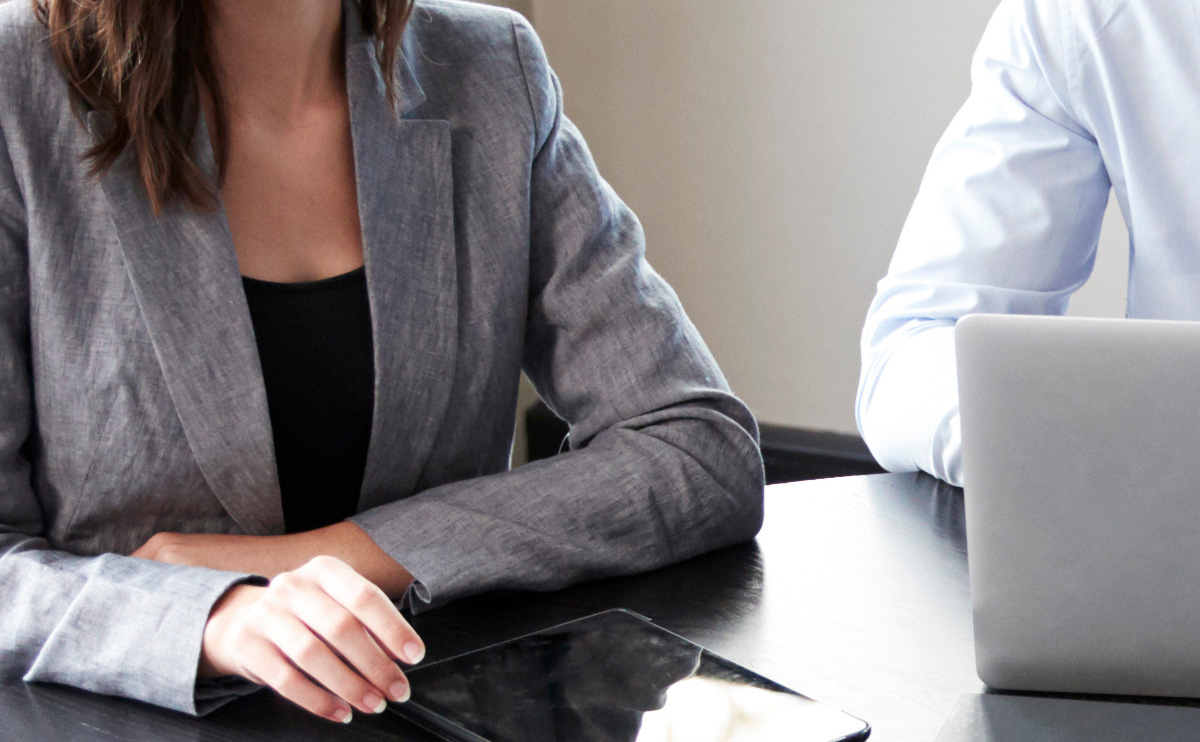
[0,0,764,715]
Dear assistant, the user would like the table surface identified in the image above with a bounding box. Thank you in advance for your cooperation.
[0,473,981,742]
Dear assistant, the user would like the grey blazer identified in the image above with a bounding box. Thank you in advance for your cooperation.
[0,0,764,716]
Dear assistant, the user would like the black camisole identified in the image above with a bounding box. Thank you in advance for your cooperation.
[242,267,375,534]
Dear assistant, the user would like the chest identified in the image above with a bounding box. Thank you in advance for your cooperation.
[219,103,365,281]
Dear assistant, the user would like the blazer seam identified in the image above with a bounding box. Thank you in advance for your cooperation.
[58,401,118,539]
[508,13,543,154]
[0,118,28,220]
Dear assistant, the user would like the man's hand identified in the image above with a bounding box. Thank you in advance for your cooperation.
[132,522,415,598]
[201,556,425,723]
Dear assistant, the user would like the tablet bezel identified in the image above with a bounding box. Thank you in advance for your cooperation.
[390,609,870,742]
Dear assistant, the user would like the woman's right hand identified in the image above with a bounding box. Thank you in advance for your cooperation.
[200,555,425,723]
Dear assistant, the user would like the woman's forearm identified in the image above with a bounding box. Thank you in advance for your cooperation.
[133,522,415,600]
[301,522,416,599]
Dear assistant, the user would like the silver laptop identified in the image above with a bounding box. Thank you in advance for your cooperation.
[957,313,1200,699]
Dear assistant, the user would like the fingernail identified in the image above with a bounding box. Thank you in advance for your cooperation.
[364,692,386,713]
[334,708,352,724]
[404,641,425,665]
[389,681,411,703]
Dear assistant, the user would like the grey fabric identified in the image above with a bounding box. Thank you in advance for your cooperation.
[0,0,764,717]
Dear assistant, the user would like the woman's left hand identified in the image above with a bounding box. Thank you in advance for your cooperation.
[132,522,415,599]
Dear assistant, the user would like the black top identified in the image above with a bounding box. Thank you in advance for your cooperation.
[242,267,375,534]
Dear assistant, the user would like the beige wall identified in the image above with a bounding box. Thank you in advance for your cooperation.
[474,0,531,20]
[527,0,1129,435]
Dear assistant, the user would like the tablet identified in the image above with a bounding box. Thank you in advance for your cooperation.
[392,609,870,742]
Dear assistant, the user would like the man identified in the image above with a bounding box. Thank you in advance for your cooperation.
[857,0,1197,486]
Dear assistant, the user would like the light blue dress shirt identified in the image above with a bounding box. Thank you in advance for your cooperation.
[857,0,1200,486]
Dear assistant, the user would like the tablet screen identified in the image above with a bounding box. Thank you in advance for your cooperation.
[396,610,869,742]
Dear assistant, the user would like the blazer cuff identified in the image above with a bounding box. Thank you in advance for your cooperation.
[398,577,434,615]
[22,560,266,716]
[350,496,484,615]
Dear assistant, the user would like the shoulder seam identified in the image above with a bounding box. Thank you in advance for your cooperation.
[508,12,542,151]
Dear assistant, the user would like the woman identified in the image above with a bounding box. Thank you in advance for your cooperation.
[0,0,764,725]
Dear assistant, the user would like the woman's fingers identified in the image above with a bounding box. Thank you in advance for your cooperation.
[240,636,353,724]
[267,610,389,715]
[288,587,412,703]
[305,556,426,666]
[202,557,424,722]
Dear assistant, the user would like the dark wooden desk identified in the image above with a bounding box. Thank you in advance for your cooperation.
[0,473,980,742]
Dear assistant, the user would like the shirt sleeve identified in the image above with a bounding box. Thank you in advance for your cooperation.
[856,0,1111,486]
[351,13,765,612]
[0,109,263,717]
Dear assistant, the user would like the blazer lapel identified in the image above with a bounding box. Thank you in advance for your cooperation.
[89,6,456,532]
[92,113,285,536]
[344,17,459,510]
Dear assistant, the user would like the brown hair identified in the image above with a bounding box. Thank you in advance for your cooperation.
[35,0,414,214]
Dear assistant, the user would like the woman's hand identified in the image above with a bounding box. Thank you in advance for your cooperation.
[132,522,415,598]
[201,555,425,723]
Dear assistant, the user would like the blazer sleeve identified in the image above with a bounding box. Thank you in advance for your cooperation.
[855,0,1111,486]
[351,14,764,613]
[0,121,263,715]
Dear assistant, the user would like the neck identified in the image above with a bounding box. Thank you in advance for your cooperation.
[204,0,345,120]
